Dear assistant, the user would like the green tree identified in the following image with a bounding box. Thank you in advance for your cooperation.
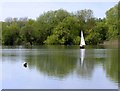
[44,16,80,45]
[76,9,94,22]
[35,9,70,44]
[2,3,120,46]
[21,19,36,46]
[106,2,119,39]
[75,9,96,40]
[86,20,108,45]
[2,25,20,45]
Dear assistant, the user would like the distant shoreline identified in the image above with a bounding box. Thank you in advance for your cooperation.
[102,39,119,48]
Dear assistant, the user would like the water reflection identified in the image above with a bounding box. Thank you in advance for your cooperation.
[2,46,119,89]
[25,49,78,78]
[80,49,85,65]
[24,49,103,79]
[103,49,118,84]
[76,49,96,78]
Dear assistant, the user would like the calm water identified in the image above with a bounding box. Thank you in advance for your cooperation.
[2,45,119,89]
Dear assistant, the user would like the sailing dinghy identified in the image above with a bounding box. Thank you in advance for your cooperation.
[80,31,85,48]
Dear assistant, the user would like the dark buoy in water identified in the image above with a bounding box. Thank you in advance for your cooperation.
[23,62,27,68]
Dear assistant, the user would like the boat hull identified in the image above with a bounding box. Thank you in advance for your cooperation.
[80,45,85,49]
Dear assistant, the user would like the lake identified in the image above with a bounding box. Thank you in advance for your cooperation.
[1,45,119,89]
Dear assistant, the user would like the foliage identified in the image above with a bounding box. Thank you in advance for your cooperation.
[44,16,80,45]
[35,9,70,45]
[1,2,120,45]
[106,2,120,39]
[2,24,20,45]
[86,20,108,45]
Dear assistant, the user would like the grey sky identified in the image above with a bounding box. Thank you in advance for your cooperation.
[1,2,118,21]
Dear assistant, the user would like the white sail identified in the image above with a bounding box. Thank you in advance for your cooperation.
[80,31,85,46]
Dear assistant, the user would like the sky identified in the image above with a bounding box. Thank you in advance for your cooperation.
[0,1,119,21]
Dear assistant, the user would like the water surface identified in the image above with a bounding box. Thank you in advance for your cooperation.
[2,45,119,89]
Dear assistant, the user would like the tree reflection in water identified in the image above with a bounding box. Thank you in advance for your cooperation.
[103,49,119,86]
[25,48,112,80]
[25,49,78,78]
[2,46,119,84]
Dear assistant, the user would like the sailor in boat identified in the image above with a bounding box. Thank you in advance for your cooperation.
[80,44,84,48]
[80,31,86,48]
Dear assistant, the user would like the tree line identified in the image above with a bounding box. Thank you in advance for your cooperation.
[1,2,120,46]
